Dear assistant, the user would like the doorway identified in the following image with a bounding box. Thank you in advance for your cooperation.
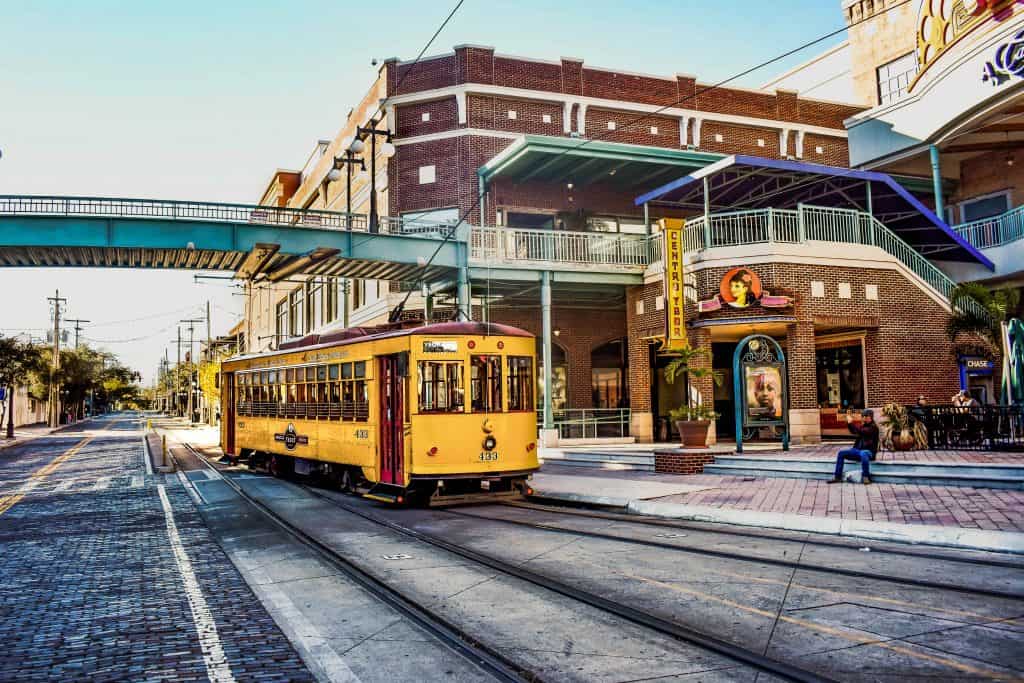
[378,355,406,486]
[223,372,236,457]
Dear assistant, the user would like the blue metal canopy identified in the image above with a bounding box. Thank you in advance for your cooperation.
[635,155,992,268]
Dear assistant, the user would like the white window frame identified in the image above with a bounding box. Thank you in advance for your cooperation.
[957,190,1011,223]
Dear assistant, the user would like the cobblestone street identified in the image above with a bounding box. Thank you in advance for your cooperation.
[0,415,314,683]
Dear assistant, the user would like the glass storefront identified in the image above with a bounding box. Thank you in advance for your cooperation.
[816,343,865,435]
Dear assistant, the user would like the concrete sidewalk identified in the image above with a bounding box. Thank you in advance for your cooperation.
[0,421,85,452]
[531,464,1024,554]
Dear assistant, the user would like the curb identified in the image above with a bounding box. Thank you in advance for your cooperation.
[530,491,1024,555]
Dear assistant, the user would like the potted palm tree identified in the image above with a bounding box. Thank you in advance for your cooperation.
[663,345,722,448]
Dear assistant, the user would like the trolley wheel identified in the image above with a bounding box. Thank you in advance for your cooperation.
[268,454,286,478]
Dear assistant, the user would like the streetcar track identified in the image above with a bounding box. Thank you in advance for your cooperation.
[440,506,1024,602]
[183,446,541,683]
[292,482,834,683]
[506,500,1024,569]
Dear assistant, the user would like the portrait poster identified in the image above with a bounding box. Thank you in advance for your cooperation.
[720,267,763,309]
[744,364,784,423]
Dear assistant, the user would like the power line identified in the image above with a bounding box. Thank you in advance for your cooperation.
[387,0,916,320]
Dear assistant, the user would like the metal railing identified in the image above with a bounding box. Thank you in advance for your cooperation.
[683,204,984,317]
[538,408,632,439]
[470,226,655,270]
[913,404,1024,451]
[955,204,1024,249]
[0,195,450,238]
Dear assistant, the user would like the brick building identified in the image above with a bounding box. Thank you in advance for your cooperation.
[248,38,1000,445]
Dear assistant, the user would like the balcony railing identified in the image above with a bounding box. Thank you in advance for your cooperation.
[0,195,450,238]
[470,225,658,271]
[685,204,984,317]
[537,408,632,439]
[955,205,1024,249]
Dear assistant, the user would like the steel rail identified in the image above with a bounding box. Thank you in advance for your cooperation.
[503,500,1024,570]
[301,486,834,683]
[442,505,1024,602]
[185,447,539,683]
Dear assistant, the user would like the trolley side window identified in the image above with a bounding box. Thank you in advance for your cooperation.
[507,356,534,411]
[470,355,502,413]
[354,361,369,421]
[418,360,464,413]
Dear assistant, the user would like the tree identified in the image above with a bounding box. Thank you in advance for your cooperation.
[0,336,46,438]
[947,283,1021,347]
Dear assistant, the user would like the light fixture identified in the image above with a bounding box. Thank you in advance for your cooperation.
[349,138,366,154]
[356,167,369,183]
[609,168,617,176]
[380,141,396,158]
[553,328,561,337]
[566,182,574,190]
[1006,132,1014,167]
[327,168,342,182]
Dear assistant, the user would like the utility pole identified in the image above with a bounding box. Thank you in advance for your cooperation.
[176,327,182,417]
[47,290,67,427]
[180,317,203,423]
[65,319,90,349]
[206,301,212,425]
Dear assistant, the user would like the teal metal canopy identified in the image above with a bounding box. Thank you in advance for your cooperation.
[478,134,724,189]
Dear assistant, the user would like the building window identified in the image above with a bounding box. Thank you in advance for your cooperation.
[811,281,825,298]
[307,278,325,332]
[585,215,647,234]
[418,361,465,413]
[352,279,366,310]
[877,52,917,106]
[289,288,305,337]
[959,191,1010,223]
[507,356,534,411]
[421,112,430,122]
[418,165,436,184]
[817,344,864,411]
[470,355,502,413]
[838,282,852,299]
[275,299,288,341]
[324,276,338,324]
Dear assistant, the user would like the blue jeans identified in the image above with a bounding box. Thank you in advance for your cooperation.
[834,448,872,480]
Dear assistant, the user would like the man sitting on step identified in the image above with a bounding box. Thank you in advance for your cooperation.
[828,409,879,485]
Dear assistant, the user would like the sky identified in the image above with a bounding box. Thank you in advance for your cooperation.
[0,0,846,384]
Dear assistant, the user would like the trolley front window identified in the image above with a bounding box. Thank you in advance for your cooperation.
[507,356,534,411]
[418,361,464,413]
[471,355,502,413]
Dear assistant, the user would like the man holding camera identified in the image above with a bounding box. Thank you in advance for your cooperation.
[828,409,879,485]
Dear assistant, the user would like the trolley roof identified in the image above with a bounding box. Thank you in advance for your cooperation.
[226,321,533,364]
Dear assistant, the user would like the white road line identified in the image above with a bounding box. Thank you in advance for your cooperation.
[177,470,205,506]
[242,561,361,683]
[92,477,112,491]
[203,468,222,480]
[156,484,236,683]
[53,479,77,492]
[131,475,144,488]
[141,436,154,476]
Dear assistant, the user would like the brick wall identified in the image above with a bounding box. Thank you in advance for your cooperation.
[627,261,976,412]
[654,450,716,474]
[468,95,564,135]
[701,121,781,158]
[396,98,459,137]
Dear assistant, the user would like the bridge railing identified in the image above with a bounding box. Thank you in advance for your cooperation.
[469,225,656,271]
[0,195,452,238]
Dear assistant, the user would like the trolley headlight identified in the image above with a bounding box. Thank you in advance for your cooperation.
[482,435,497,451]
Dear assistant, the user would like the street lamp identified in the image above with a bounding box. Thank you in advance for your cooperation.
[321,143,366,225]
[354,117,396,233]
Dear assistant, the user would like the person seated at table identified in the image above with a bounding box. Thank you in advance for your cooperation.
[828,409,879,485]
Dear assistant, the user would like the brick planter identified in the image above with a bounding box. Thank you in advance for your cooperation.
[654,450,717,474]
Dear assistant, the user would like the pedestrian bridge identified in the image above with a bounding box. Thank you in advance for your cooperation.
[0,196,461,282]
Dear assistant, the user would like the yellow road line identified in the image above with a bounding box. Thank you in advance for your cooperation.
[0,420,121,516]
[570,557,1021,681]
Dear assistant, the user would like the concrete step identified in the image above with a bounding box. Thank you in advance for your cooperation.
[541,451,656,472]
[703,463,1024,490]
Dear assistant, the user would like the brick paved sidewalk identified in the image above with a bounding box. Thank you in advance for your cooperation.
[727,443,1024,464]
[651,473,1024,532]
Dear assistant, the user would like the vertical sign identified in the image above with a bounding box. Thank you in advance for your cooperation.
[661,218,686,348]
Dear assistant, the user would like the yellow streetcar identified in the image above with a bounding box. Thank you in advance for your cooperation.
[220,321,540,505]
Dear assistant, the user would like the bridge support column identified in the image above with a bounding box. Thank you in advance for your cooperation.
[540,271,557,446]
[456,238,471,322]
